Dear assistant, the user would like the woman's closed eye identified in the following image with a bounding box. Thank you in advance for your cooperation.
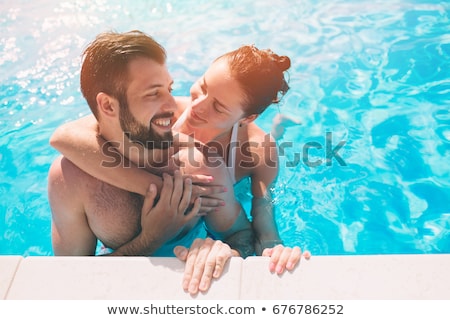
[213,102,224,113]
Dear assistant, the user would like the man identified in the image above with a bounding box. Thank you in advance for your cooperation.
[48,30,253,294]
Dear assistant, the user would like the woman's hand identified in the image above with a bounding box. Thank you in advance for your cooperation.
[262,245,311,274]
[173,238,236,294]
[185,173,227,214]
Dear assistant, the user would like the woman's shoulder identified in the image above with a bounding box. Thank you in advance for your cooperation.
[237,123,278,178]
[237,123,277,166]
[244,122,275,144]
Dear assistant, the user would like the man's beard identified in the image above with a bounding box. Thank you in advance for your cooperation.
[119,100,173,150]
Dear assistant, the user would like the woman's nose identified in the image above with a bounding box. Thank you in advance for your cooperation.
[191,94,208,113]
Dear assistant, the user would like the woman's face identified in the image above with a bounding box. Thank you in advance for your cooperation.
[187,57,247,132]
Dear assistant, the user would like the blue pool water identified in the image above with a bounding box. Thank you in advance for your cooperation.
[1,0,449,256]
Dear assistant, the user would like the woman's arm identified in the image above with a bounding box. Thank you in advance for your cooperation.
[176,145,254,258]
[249,137,283,254]
[250,132,307,273]
[50,115,227,209]
[49,115,162,195]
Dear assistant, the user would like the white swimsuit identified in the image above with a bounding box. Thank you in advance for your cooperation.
[172,106,239,185]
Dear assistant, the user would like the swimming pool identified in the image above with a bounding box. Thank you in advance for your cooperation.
[1,0,449,256]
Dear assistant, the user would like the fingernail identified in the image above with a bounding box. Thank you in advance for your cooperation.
[276,265,283,274]
[213,264,219,278]
[189,283,197,293]
[269,262,276,272]
[174,247,187,259]
[286,262,293,270]
[223,187,228,192]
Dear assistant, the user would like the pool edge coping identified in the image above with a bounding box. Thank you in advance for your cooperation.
[2,254,450,300]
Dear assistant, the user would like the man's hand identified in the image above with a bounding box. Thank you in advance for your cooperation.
[262,245,311,274]
[138,170,201,253]
[173,238,236,294]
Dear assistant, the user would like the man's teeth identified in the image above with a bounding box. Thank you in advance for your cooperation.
[153,118,171,126]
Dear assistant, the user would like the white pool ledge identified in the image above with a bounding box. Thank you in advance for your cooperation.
[1,254,449,300]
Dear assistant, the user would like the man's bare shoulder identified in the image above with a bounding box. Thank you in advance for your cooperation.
[47,155,92,213]
[48,155,95,193]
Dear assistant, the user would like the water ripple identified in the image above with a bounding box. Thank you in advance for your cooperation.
[1,0,449,255]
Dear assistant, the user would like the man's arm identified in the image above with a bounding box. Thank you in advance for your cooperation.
[49,156,98,255]
[110,171,201,256]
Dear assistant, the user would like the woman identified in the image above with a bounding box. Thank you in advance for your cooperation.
[50,45,309,274]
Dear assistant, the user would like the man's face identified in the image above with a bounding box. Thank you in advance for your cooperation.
[119,57,176,149]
